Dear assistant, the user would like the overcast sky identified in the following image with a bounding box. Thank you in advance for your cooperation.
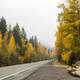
[0,0,64,48]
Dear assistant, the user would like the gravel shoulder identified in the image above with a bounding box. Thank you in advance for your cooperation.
[25,63,80,80]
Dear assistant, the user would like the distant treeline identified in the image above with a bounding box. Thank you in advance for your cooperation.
[0,17,53,67]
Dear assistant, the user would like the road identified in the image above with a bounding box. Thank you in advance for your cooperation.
[0,60,50,80]
[25,63,80,80]
[0,60,80,80]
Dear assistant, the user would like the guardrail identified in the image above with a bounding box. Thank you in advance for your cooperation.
[0,60,51,80]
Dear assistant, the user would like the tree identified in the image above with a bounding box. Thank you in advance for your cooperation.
[55,27,64,62]
[58,0,80,23]
[13,23,22,47]
[34,36,38,47]
[8,24,12,39]
[29,36,35,47]
[0,17,7,37]
[26,42,34,58]
[22,27,27,39]
[0,32,2,48]
[8,33,16,53]
[3,31,9,49]
[56,0,80,64]
[0,47,10,66]
[24,42,34,62]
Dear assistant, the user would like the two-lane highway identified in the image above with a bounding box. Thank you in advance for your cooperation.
[0,60,51,80]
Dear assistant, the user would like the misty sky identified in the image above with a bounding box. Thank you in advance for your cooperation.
[0,0,64,48]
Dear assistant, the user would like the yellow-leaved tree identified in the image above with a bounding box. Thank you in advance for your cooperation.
[4,31,9,49]
[8,33,16,53]
[26,42,33,58]
[24,42,34,62]
[0,32,2,48]
[19,42,34,63]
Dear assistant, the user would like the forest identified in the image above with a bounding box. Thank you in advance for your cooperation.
[55,0,80,65]
[0,17,53,67]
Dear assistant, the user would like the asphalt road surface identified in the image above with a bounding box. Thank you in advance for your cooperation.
[0,60,50,80]
[25,64,80,80]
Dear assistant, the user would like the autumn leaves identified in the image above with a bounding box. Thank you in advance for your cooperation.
[55,0,80,65]
[0,17,52,67]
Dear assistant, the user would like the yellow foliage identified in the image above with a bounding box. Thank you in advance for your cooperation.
[4,32,9,48]
[0,32,2,48]
[63,34,74,49]
[8,34,16,53]
[61,51,71,63]
[25,42,34,59]
[55,31,62,48]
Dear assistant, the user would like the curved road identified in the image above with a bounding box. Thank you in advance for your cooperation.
[25,64,80,80]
